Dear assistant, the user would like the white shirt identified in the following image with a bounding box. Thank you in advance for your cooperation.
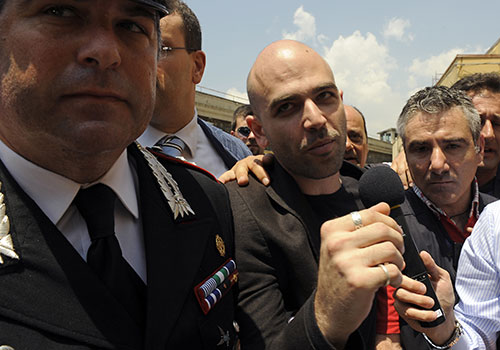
[137,109,228,178]
[0,141,147,282]
[451,200,500,350]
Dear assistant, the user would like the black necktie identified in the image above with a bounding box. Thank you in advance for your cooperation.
[74,184,146,327]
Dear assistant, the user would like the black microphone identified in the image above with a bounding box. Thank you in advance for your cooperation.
[358,166,446,328]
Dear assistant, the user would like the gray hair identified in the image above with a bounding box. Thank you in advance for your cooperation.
[397,86,481,152]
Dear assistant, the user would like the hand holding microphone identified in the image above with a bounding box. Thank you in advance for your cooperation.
[314,197,405,347]
[359,166,446,328]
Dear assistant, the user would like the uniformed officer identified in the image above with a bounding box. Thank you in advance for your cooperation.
[0,0,236,348]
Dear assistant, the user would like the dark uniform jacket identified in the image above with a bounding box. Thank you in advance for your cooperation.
[227,161,377,350]
[399,188,497,350]
[0,144,237,349]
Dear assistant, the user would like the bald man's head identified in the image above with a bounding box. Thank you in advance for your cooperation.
[245,40,347,185]
[344,105,369,167]
[247,40,336,118]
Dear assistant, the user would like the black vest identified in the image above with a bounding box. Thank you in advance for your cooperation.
[399,189,497,350]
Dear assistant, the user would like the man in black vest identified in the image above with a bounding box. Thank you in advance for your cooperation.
[0,0,237,348]
[380,86,496,349]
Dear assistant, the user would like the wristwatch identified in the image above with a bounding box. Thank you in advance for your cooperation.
[422,320,463,349]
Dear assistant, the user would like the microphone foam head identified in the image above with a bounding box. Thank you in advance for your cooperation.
[359,166,405,208]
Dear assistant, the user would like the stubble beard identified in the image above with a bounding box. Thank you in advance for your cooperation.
[275,127,346,180]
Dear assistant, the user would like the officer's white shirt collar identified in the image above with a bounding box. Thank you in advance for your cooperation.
[138,109,199,158]
[138,109,229,177]
[0,140,139,225]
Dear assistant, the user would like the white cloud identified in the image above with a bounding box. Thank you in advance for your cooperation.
[408,48,465,88]
[282,6,316,42]
[323,31,404,135]
[317,34,329,46]
[225,88,249,103]
[383,17,413,42]
[323,31,396,103]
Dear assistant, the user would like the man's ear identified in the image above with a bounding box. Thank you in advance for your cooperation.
[247,115,269,148]
[339,89,344,101]
[192,50,206,84]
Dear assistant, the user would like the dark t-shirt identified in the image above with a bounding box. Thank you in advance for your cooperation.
[305,185,360,224]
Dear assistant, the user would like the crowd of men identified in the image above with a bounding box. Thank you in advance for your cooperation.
[0,0,499,349]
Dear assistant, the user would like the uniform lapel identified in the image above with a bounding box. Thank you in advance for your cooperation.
[0,159,142,348]
[130,145,213,348]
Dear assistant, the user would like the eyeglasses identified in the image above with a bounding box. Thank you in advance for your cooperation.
[160,46,198,55]
[237,126,251,138]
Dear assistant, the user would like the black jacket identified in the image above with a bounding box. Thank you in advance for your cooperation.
[227,161,377,350]
[399,188,497,350]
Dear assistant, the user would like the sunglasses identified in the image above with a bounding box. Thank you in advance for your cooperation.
[237,126,251,138]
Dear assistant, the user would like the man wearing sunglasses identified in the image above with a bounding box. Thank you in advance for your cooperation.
[231,104,265,155]
[138,0,251,178]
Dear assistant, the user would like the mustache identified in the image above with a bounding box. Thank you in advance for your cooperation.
[299,128,341,151]
[427,172,452,182]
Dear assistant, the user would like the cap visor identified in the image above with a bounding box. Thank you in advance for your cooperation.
[133,0,168,16]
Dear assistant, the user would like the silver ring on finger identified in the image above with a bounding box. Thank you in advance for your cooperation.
[350,211,363,230]
[378,263,390,287]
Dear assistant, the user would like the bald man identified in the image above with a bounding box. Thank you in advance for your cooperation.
[226,40,405,350]
[344,105,369,168]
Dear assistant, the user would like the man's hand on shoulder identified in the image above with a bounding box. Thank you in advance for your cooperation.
[314,203,405,347]
[391,151,413,190]
[218,153,274,186]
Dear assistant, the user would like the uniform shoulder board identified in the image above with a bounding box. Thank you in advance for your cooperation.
[147,148,219,183]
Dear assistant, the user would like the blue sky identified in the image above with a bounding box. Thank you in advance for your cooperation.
[187,1,500,136]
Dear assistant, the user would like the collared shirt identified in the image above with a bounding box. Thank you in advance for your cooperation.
[451,200,500,350]
[412,180,480,243]
[137,109,228,178]
[377,180,481,336]
[0,140,146,282]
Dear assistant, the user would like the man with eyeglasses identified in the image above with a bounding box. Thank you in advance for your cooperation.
[231,104,265,155]
[138,0,251,178]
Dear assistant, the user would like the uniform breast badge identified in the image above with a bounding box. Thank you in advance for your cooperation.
[194,259,238,315]
[137,142,195,220]
[0,183,19,264]
[215,234,225,257]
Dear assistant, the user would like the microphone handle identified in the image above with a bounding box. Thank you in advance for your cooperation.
[392,206,446,328]
[410,271,446,328]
